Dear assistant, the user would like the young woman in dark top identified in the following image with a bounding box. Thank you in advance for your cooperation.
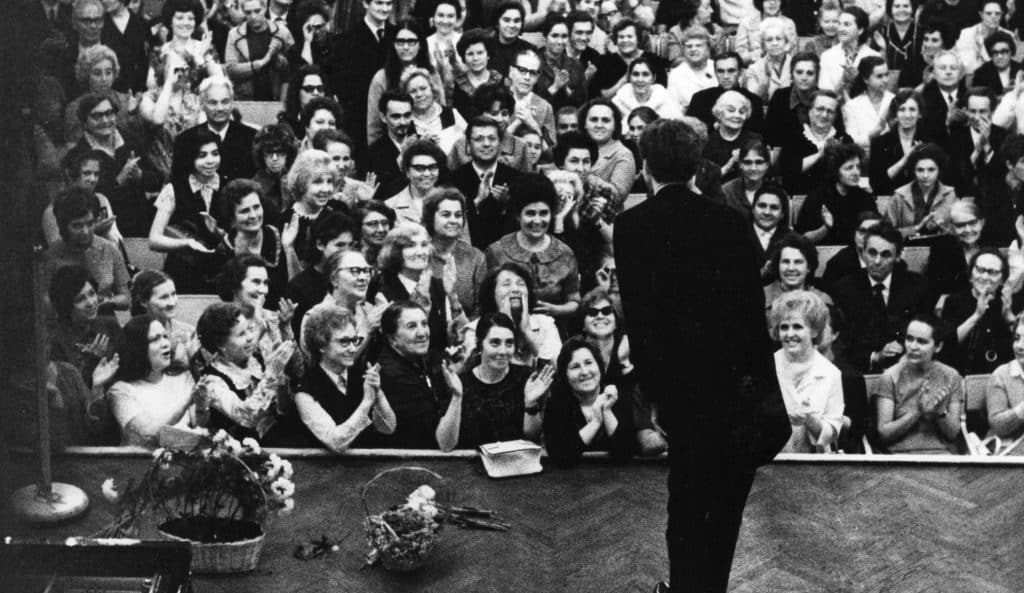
[794,141,876,245]
[48,265,122,389]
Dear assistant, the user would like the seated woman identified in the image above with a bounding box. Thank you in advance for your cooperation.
[579,288,667,456]
[941,249,1022,375]
[282,149,345,270]
[578,98,636,198]
[48,265,122,388]
[436,313,554,451]
[251,123,299,226]
[485,173,581,323]
[131,270,199,373]
[794,141,876,245]
[108,315,203,447]
[985,314,1024,454]
[719,139,773,224]
[743,18,793,104]
[779,90,854,197]
[542,337,638,466]
[763,233,833,317]
[376,301,463,448]
[749,183,791,281]
[219,180,291,309]
[279,65,330,140]
[926,200,989,300]
[311,129,376,208]
[886,142,958,239]
[217,254,295,362]
[702,91,761,182]
[297,96,344,152]
[355,201,397,270]
[384,140,447,226]
[769,290,845,453]
[842,56,894,157]
[369,222,468,352]
[611,55,681,128]
[734,0,798,65]
[193,302,297,441]
[287,211,358,334]
[289,303,396,451]
[868,90,930,196]
[422,188,487,318]
[403,67,466,155]
[874,314,963,454]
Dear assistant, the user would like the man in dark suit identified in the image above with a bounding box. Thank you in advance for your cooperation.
[614,120,789,593]
[101,0,148,93]
[919,50,967,143]
[32,0,73,39]
[451,117,519,249]
[687,51,765,137]
[946,87,1006,196]
[365,90,415,200]
[174,77,257,183]
[326,0,396,150]
[832,222,933,373]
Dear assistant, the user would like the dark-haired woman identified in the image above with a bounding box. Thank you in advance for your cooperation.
[612,56,682,127]
[868,90,929,195]
[356,201,397,270]
[872,0,920,83]
[108,315,203,447]
[218,254,295,365]
[251,123,298,226]
[422,188,487,318]
[436,313,555,451]
[542,337,638,466]
[719,139,772,224]
[280,65,330,140]
[763,232,833,317]
[148,127,228,294]
[794,141,876,245]
[842,56,894,156]
[885,142,957,238]
[220,179,290,309]
[286,211,359,334]
[48,266,122,388]
[452,30,504,118]
[817,6,880,94]
[131,269,198,373]
[537,15,587,110]
[734,0,797,64]
[579,98,636,198]
[748,184,790,280]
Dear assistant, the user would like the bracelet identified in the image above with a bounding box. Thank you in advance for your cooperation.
[524,404,542,416]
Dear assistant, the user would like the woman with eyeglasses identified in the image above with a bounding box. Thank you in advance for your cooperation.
[886,142,957,238]
[311,249,389,348]
[955,0,1014,75]
[940,248,1021,374]
[251,124,298,226]
[280,65,331,140]
[734,0,797,65]
[366,18,447,147]
[287,303,396,451]
[926,200,990,301]
[64,45,137,144]
[288,212,358,333]
[743,18,794,104]
[355,201,397,270]
[384,140,447,226]
[779,89,854,197]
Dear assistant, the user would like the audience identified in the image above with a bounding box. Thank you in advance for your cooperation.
[868,90,930,196]
[985,315,1024,454]
[130,270,198,373]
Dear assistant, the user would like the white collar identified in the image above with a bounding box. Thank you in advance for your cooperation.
[472,161,498,179]
[319,362,348,392]
[869,272,893,291]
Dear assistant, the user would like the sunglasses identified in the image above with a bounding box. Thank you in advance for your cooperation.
[301,84,325,93]
[585,305,615,317]
[335,336,365,348]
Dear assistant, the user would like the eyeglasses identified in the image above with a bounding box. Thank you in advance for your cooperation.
[77,16,104,26]
[301,84,325,93]
[992,48,1013,56]
[974,264,1003,276]
[339,266,374,276]
[89,108,117,120]
[585,305,615,317]
[335,335,365,348]
[952,218,980,229]
[513,64,541,78]
[394,38,419,46]
[408,163,440,173]
[741,158,767,165]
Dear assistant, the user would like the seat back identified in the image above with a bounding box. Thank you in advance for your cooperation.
[815,245,844,277]
[123,237,166,272]
[234,101,281,129]
[176,294,223,327]
[901,246,929,274]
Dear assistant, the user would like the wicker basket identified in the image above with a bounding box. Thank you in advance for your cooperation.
[158,518,265,574]
[363,467,448,572]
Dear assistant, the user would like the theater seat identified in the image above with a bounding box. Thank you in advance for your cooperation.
[964,374,989,436]
[234,101,281,129]
[176,295,223,327]
[815,245,843,277]
[901,246,929,274]
[123,237,166,272]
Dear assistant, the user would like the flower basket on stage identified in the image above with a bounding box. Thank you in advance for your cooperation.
[361,467,450,572]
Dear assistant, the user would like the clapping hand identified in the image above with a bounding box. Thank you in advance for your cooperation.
[440,359,463,397]
[116,151,143,185]
[359,293,391,333]
[77,333,111,359]
[265,340,297,378]
[524,364,556,406]
[441,254,458,296]
[821,205,835,229]
[880,339,904,360]
[917,381,947,417]
[278,298,297,327]
[91,354,120,388]
[491,183,510,203]
[975,291,993,317]
[281,212,300,249]
[362,362,382,406]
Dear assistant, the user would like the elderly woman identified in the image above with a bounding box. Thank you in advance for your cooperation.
[287,213,357,329]
[356,201,397,269]
[313,249,388,341]
[384,140,447,226]
[422,188,487,318]
[748,183,791,280]
[47,265,122,388]
[138,48,206,180]
[403,68,466,155]
[45,187,131,313]
[436,313,555,451]
[743,18,794,103]
[542,337,638,466]
[868,90,930,195]
[193,302,297,441]
[219,180,291,304]
[769,290,845,452]
[779,90,854,196]
[376,301,463,448]
[955,0,1015,75]
[973,31,1020,96]
[941,249,1021,374]
[251,123,298,226]
[592,19,669,100]
[280,65,330,139]
[611,55,681,128]
[703,90,761,181]
[802,4,840,57]
[64,45,136,143]
[148,127,227,294]
[794,141,876,245]
[578,98,636,198]
[818,6,881,94]
[842,56,894,156]
[735,0,798,64]
[108,315,205,447]
[289,304,396,451]
[485,173,581,322]
[369,222,467,352]
[874,314,963,453]
[886,143,958,238]
[131,270,198,373]
[282,149,342,268]
[719,139,772,223]
[537,15,587,110]
[985,314,1024,454]
[926,200,989,300]
[764,233,833,317]
[217,254,295,363]
[44,151,124,248]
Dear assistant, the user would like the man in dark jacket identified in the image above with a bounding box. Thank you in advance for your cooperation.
[174,76,257,184]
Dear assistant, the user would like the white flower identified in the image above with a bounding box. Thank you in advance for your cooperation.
[266,454,283,479]
[224,437,243,457]
[279,459,293,480]
[410,485,436,501]
[101,478,119,504]
[270,477,295,501]
[241,437,261,454]
[277,498,295,516]
[151,447,166,460]
[420,503,438,520]
[212,429,228,444]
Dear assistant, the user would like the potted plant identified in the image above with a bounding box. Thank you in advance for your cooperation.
[99,430,296,573]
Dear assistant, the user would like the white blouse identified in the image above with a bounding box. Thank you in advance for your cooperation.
[842,91,894,151]
[774,349,845,453]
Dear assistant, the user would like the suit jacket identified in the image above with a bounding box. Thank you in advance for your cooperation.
[451,162,520,249]
[30,1,72,38]
[832,269,932,372]
[614,184,788,466]
[327,21,397,147]
[971,60,1021,96]
[688,86,766,137]
[919,80,967,144]
[175,121,257,183]
[101,11,149,93]
[364,136,405,199]
[946,122,1007,197]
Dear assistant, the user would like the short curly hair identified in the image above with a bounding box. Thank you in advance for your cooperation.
[769,232,818,284]
[400,139,448,172]
[49,265,98,323]
[421,187,467,237]
[300,303,357,364]
[768,289,830,345]
[300,96,343,133]
[253,123,299,174]
[75,45,120,89]
[197,301,255,354]
[478,262,538,314]
[216,254,268,303]
[161,0,205,29]
[377,222,430,273]
[219,178,265,226]
[285,149,335,203]
[577,97,623,141]
[510,172,559,216]
[905,142,949,176]
[400,67,442,103]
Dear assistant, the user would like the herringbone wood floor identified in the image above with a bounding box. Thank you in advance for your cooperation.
[2,454,1022,592]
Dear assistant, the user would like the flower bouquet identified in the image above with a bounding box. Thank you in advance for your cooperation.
[99,431,295,573]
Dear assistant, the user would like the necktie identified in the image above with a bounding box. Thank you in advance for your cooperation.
[48,7,56,24]
[482,170,493,192]
[947,92,955,107]
[872,283,886,314]
[376,28,384,43]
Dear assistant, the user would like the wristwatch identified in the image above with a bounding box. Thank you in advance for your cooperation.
[524,404,542,416]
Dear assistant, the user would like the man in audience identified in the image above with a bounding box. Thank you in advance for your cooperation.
[556,106,580,136]
[451,117,520,248]
[267,0,300,43]
[490,1,537,77]
[567,9,602,74]
[820,210,885,293]
[687,51,765,136]
[174,76,257,183]
[946,86,1006,197]
[328,0,396,150]
[978,133,1024,245]
[224,0,294,100]
[449,83,531,171]
[668,26,717,114]
[100,0,147,93]
[365,90,415,199]
[920,50,966,143]
[506,47,556,145]
[574,0,609,55]
[61,0,107,96]
[553,130,597,176]
[832,222,932,372]
[615,119,787,593]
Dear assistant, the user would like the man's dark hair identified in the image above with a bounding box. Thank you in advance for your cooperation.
[306,211,357,263]
[493,0,525,25]
[53,186,101,236]
[465,116,504,144]
[567,9,595,29]
[473,82,515,114]
[637,120,702,184]
[864,221,904,254]
[552,131,598,166]
[378,89,414,115]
